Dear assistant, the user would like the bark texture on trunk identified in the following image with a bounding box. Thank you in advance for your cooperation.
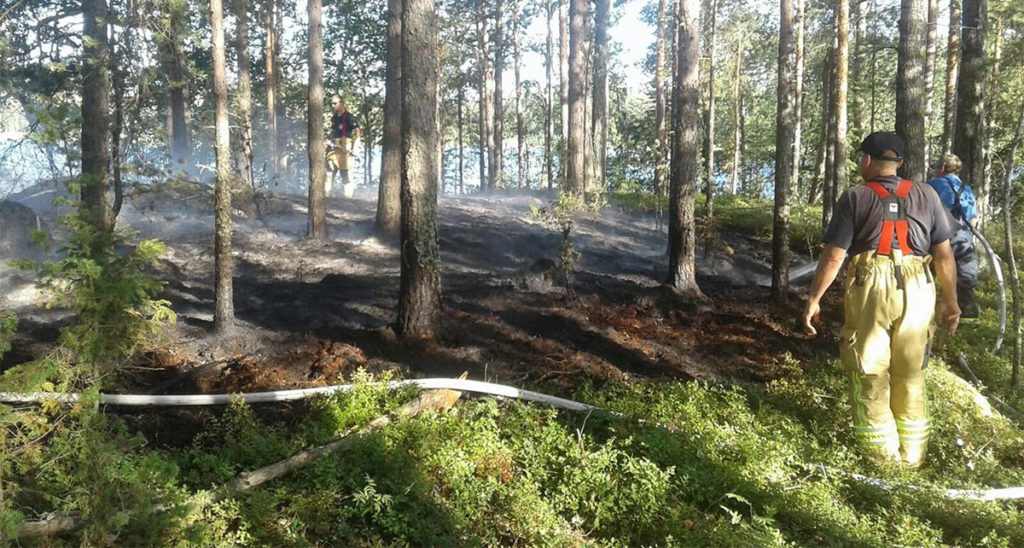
[655,0,668,197]
[211,0,235,333]
[666,0,702,295]
[559,0,569,188]
[953,0,987,221]
[476,1,487,190]
[545,0,555,191]
[833,0,849,196]
[566,0,588,194]
[593,0,610,191]
[82,0,112,233]
[1004,103,1024,388]
[850,0,867,143]
[234,0,254,192]
[306,0,327,240]
[398,0,443,339]
[458,86,465,195]
[819,46,835,220]
[924,0,937,171]
[942,0,961,156]
[513,0,526,188]
[896,0,927,184]
[109,0,127,222]
[982,22,1001,199]
[264,0,279,183]
[729,41,742,195]
[491,0,505,190]
[703,0,717,224]
[377,0,403,231]
[480,0,494,191]
[793,0,804,196]
[772,0,795,302]
[160,0,192,175]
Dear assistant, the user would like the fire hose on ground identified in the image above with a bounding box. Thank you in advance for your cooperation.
[2,377,1023,503]
[967,224,1007,355]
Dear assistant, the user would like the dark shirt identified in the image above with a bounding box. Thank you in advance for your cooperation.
[823,175,958,257]
[330,111,359,139]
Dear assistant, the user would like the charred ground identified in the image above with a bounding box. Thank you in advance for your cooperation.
[3,183,840,400]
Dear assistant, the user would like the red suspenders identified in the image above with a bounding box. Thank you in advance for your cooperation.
[865,179,913,257]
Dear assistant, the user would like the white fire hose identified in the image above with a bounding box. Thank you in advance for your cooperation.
[2,377,1023,501]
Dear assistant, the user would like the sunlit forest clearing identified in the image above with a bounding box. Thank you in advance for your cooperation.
[2,0,1024,545]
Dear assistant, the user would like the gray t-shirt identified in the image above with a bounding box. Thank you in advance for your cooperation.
[823,175,958,257]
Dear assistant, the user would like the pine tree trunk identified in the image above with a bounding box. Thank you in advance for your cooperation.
[703,0,717,225]
[583,36,594,194]
[655,0,668,197]
[398,0,443,339]
[109,0,126,222]
[793,0,804,197]
[234,0,254,193]
[306,0,327,240]
[820,45,836,227]
[513,0,526,189]
[896,0,927,184]
[953,0,987,222]
[82,0,112,233]
[833,0,849,198]
[667,0,702,295]
[566,0,588,194]
[559,0,569,188]
[593,0,610,191]
[477,0,489,191]
[491,0,504,190]
[808,53,827,205]
[850,0,867,143]
[942,0,961,156]
[1004,103,1024,388]
[772,0,795,302]
[378,0,403,231]
[458,86,465,195]
[264,0,279,184]
[480,0,495,191]
[211,0,235,333]
[924,0,937,172]
[545,0,555,191]
[160,0,192,175]
[729,41,741,195]
[982,22,1001,200]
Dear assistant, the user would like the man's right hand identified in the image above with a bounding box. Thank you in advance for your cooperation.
[938,298,961,334]
[802,300,821,337]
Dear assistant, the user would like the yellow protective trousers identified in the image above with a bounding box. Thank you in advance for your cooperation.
[325,138,352,197]
[840,251,936,466]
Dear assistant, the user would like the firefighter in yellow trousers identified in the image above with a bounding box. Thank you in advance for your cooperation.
[802,132,961,466]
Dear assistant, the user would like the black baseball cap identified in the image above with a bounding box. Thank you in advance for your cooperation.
[857,131,904,161]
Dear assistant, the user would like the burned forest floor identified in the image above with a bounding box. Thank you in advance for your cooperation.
[5,182,1024,547]
[4,182,832,398]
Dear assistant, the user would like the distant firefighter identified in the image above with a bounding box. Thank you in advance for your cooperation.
[325,94,361,197]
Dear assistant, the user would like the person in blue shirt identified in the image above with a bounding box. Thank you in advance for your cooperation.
[925,153,979,318]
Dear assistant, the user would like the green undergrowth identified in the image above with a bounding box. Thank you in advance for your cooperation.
[609,191,824,253]
[932,234,1024,412]
[2,357,1023,546]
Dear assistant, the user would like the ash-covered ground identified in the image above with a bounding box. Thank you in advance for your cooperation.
[2,181,832,396]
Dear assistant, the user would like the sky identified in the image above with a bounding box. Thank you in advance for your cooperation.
[517,4,654,97]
